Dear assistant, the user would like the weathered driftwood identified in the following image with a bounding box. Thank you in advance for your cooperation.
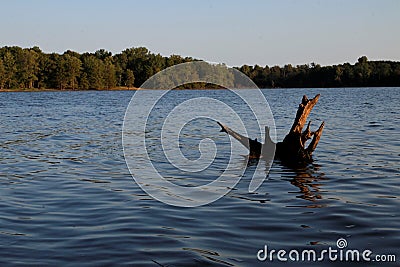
[218,94,325,165]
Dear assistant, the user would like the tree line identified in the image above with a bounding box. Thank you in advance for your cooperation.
[238,56,400,88]
[0,46,194,90]
[0,46,399,90]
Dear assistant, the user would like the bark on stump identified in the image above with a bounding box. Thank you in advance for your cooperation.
[218,94,325,165]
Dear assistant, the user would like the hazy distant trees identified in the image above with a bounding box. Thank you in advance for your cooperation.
[0,46,399,90]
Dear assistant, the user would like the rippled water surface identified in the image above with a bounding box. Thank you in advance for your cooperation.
[0,88,399,266]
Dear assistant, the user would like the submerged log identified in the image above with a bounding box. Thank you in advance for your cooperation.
[218,94,325,165]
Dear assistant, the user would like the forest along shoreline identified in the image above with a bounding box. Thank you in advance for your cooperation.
[1,45,400,91]
[0,87,140,92]
[2,86,400,93]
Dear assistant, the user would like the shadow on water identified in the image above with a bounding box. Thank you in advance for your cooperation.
[245,157,328,204]
[278,162,326,202]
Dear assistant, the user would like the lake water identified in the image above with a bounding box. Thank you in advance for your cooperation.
[0,88,399,266]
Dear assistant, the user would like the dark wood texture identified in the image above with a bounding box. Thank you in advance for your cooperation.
[218,94,325,165]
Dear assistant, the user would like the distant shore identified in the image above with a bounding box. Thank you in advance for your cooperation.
[1,46,400,91]
[0,87,140,92]
[2,86,400,93]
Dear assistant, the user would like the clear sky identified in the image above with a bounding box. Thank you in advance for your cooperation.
[1,0,399,66]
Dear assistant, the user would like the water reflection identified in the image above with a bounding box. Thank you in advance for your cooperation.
[246,157,327,204]
[281,162,326,202]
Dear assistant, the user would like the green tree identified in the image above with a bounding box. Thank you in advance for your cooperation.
[64,54,82,89]
[146,53,165,77]
[270,65,282,87]
[376,62,391,81]
[166,54,186,67]
[283,64,293,78]
[2,51,17,88]
[79,72,89,90]
[0,59,5,89]
[122,47,151,86]
[55,55,67,89]
[239,64,253,78]
[334,65,344,85]
[95,49,112,60]
[103,57,116,89]
[355,57,372,85]
[39,53,59,89]
[125,69,135,88]
[54,54,81,89]
[358,56,368,64]
[82,55,104,89]
[17,49,39,88]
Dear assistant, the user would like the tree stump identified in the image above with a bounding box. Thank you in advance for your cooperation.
[218,94,325,165]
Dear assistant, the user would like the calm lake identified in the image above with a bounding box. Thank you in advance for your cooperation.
[0,88,399,266]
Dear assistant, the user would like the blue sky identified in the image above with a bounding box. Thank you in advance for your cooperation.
[1,0,399,66]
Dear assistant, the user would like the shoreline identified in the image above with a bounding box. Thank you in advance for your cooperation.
[0,87,141,92]
[1,86,400,93]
